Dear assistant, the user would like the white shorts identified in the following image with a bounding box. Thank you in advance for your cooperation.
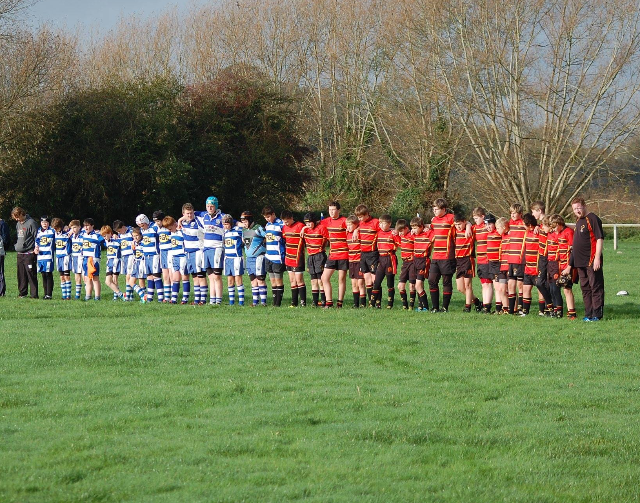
[72,255,83,274]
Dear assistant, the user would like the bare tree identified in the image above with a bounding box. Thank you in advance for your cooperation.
[418,0,640,213]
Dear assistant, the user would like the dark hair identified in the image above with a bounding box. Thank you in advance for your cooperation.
[280,210,293,220]
[410,217,424,227]
[112,220,125,231]
[152,210,165,221]
[346,215,359,225]
[433,198,447,209]
[303,212,318,223]
[379,214,392,224]
[328,201,341,210]
[262,206,275,216]
[395,219,407,231]
[83,218,95,227]
[453,213,466,223]
[523,213,537,228]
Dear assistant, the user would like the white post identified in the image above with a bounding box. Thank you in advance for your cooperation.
[614,224,618,251]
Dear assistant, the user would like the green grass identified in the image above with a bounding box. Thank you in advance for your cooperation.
[0,243,639,502]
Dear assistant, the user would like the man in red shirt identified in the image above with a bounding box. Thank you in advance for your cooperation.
[320,201,348,308]
[302,212,328,307]
[354,204,379,304]
[428,198,472,312]
[281,210,306,307]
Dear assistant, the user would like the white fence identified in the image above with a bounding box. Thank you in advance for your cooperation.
[603,224,640,250]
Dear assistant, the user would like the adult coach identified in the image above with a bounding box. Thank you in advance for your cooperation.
[11,207,39,298]
[570,197,605,321]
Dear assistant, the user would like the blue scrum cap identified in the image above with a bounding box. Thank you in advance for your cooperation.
[206,196,218,208]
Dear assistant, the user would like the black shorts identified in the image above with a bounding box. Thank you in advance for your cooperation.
[286,264,305,273]
[507,263,524,280]
[376,254,398,276]
[413,256,429,281]
[58,270,71,276]
[537,256,548,281]
[106,271,118,277]
[360,251,379,274]
[325,258,348,271]
[476,262,492,281]
[496,270,508,283]
[488,261,501,279]
[523,274,537,286]
[307,252,326,279]
[455,257,474,279]
[266,260,286,275]
[349,261,364,280]
[429,258,456,277]
[398,260,416,284]
[547,260,559,283]
[207,268,223,276]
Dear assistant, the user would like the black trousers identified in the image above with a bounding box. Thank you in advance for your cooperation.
[577,266,605,319]
[0,254,5,296]
[17,252,38,298]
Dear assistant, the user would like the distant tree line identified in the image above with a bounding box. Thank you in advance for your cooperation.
[2,0,640,223]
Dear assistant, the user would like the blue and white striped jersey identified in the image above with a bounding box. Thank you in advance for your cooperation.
[170,231,186,258]
[106,237,121,259]
[264,219,285,263]
[82,230,106,259]
[36,228,55,260]
[118,226,134,257]
[157,225,172,251]
[141,226,159,255]
[132,240,144,260]
[224,226,244,258]
[180,218,203,253]
[55,231,72,258]
[195,210,224,249]
[243,224,267,258]
[71,231,84,257]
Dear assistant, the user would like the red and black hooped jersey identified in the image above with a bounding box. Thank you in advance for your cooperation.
[537,228,548,257]
[358,217,379,253]
[486,231,502,262]
[506,218,526,264]
[413,229,433,258]
[283,221,305,267]
[473,224,489,264]
[430,213,455,260]
[347,230,361,262]
[555,226,574,270]
[303,225,327,256]
[500,235,510,271]
[455,229,473,258]
[546,232,559,261]
[376,229,397,255]
[394,233,414,261]
[321,217,348,260]
[524,229,540,275]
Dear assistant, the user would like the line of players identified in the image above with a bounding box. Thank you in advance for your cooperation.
[32,196,578,317]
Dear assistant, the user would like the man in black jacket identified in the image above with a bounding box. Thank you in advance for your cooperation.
[11,207,39,298]
[0,215,9,296]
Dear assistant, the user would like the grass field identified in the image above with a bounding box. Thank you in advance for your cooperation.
[1,243,639,502]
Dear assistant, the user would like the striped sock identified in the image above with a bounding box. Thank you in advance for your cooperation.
[75,283,82,299]
[182,281,190,302]
[171,282,179,303]
[147,282,155,301]
[125,285,133,301]
[155,279,163,302]
[164,284,171,301]
[228,285,235,305]
[194,285,200,304]
[252,286,259,306]
[259,286,267,305]
[133,285,145,299]
[238,285,244,305]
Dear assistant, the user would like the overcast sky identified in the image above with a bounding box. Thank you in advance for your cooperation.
[29,0,204,32]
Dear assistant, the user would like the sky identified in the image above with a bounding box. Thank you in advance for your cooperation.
[28,0,204,32]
